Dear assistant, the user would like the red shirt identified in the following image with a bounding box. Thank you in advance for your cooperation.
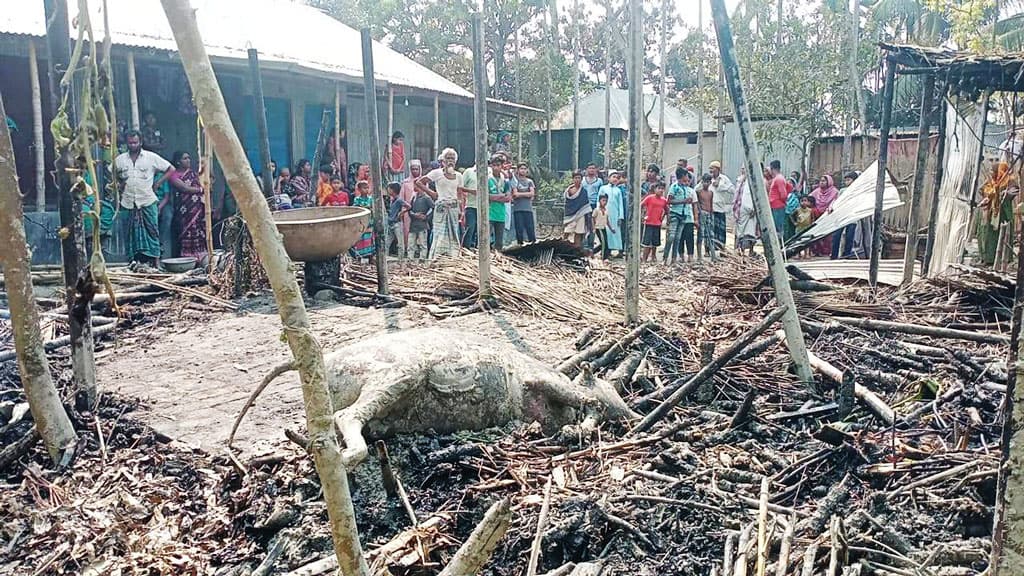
[769,174,788,209]
[641,194,669,226]
[322,191,350,206]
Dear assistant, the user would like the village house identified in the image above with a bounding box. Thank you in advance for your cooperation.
[534,87,718,172]
[0,0,540,263]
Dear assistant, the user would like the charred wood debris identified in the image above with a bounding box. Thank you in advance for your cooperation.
[0,253,1014,575]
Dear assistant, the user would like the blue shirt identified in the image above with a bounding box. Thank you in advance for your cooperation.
[668,183,696,222]
[582,176,604,207]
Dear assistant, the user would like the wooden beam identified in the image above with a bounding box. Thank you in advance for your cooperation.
[127,51,140,130]
[472,13,491,299]
[387,86,394,155]
[28,40,45,211]
[334,83,341,170]
[709,0,813,383]
[869,59,896,290]
[901,74,934,285]
[360,29,389,295]
[922,82,948,276]
[697,0,705,175]
[625,0,643,324]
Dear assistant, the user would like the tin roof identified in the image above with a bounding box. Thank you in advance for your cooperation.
[1,0,472,98]
[547,87,709,135]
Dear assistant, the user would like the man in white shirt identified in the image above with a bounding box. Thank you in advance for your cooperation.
[461,164,479,248]
[708,160,735,251]
[114,130,171,265]
[416,147,464,259]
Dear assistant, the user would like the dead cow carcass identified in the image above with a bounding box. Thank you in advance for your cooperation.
[230,328,637,467]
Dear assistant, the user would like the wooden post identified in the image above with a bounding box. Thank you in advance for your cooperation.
[546,0,555,171]
[127,51,140,130]
[625,0,642,325]
[334,83,341,168]
[433,93,440,159]
[572,0,581,171]
[923,82,947,276]
[717,62,725,165]
[0,90,78,466]
[247,48,274,198]
[360,29,389,295]
[992,161,1024,573]
[657,0,667,172]
[387,86,394,152]
[43,0,96,405]
[29,40,45,211]
[517,111,523,162]
[516,26,524,162]
[603,0,612,168]
[964,90,992,263]
[868,58,896,290]
[472,13,491,299]
[901,74,934,285]
[709,0,813,383]
[161,3,369,572]
[198,118,214,272]
[697,0,705,175]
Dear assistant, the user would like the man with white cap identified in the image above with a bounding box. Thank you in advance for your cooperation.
[708,161,734,250]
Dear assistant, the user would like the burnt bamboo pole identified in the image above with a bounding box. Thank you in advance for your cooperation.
[28,40,45,211]
[992,144,1024,574]
[901,74,934,285]
[922,81,947,276]
[710,0,812,383]
[247,49,274,198]
[603,0,612,167]
[360,29,389,295]
[869,58,896,290]
[43,0,96,406]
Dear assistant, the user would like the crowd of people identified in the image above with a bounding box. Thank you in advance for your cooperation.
[96,116,886,271]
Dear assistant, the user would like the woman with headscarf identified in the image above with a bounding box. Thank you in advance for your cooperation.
[168,150,208,263]
[810,174,840,256]
[289,159,312,208]
[417,147,464,259]
[977,161,1018,266]
[563,171,592,246]
[383,131,406,184]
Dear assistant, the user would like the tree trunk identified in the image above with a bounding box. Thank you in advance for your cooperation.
[158,2,368,574]
[0,91,78,465]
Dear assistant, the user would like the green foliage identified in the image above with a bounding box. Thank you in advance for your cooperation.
[535,171,574,202]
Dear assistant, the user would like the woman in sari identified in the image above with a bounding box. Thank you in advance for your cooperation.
[350,180,375,260]
[383,131,406,184]
[810,174,839,256]
[977,161,1018,266]
[168,151,208,263]
[563,171,592,246]
[290,159,312,208]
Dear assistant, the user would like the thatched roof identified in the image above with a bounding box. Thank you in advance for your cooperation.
[881,42,1024,95]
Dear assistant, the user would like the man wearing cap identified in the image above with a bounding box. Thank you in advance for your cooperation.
[708,161,734,251]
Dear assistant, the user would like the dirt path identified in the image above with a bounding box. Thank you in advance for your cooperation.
[97,298,579,454]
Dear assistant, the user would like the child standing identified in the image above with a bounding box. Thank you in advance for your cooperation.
[593,193,616,260]
[791,195,816,259]
[408,181,435,260]
[321,175,350,206]
[350,181,374,260]
[640,182,669,262]
[664,168,697,264]
[697,174,716,259]
[387,182,410,260]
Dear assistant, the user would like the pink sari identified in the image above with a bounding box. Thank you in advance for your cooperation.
[810,175,839,255]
